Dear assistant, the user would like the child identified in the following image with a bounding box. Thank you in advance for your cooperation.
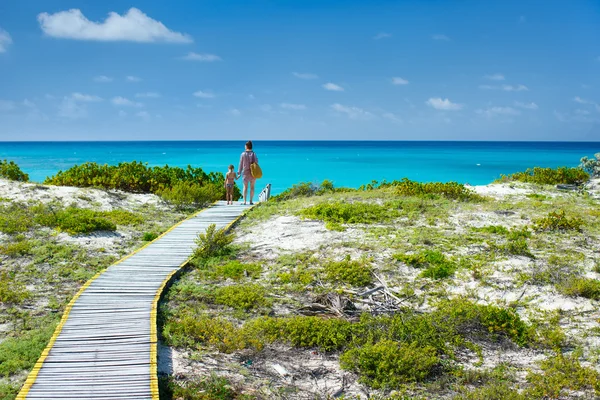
[225,164,237,205]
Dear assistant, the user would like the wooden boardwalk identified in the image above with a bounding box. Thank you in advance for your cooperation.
[17,201,251,400]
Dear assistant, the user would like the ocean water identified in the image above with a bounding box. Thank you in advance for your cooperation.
[1,141,598,194]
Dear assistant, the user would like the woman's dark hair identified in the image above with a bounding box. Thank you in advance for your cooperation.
[245,140,253,150]
[228,164,234,170]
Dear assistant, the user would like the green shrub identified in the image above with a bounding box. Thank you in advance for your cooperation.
[455,382,527,400]
[0,320,57,377]
[142,232,159,241]
[473,225,509,235]
[492,238,534,258]
[191,224,234,263]
[158,182,224,209]
[0,238,33,257]
[0,381,20,400]
[102,209,143,226]
[526,352,600,398]
[580,153,600,177]
[0,271,31,305]
[247,315,354,352]
[35,207,116,234]
[393,178,483,201]
[160,374,248,400]
[533,210,584,232]
[299,202,396,225]
[214,284,270,311]
[0,204,34,234]
[495,166,589,185]
[213,261,262,281]
[163,314,255,353]
[272,180,336,202]
[44,161,239,198]
[0,160,29,182]
[340,340,439,388]
[394,250,458,279]
[557,277,600,300]
[323,256,372,286]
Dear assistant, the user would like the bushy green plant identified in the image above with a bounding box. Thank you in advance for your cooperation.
[102,209,144,226]
[0,271,31,304]
[0,203,34,234]
[35,207,116,234]
[160,374,248,400]
[579,153,600,177]
[557,277,600,300]
[158,182,224,209]
[496,166,589,185]
[455,382,527,400]
[44,161,237,198]
[299,202,396,225]
[0,321,57,377]
[214,284,270,311]
[526,352,600,398]
[393,178,483,201]
[533,210,583,232]
[191,224,234,263]
[0,160,29,182]
[0,238,33,257]
[472,225,510,235]
[492,238,534,258]
[213,261,262,281]
[323,256,372,286]
[142,232,159,241]
[272,179,336,202]
[394,250,458,279]
[340,340,439,388]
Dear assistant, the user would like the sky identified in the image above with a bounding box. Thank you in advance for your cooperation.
[0,0,599,141]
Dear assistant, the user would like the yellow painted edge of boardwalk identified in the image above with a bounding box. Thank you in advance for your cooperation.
[15,202,219,400]
[148,204,253,399]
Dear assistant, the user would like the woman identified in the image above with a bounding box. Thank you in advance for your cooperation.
[237,140,259,205]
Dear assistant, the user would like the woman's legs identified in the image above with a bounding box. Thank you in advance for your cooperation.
[250,180,256,204]
[242,180,248,204]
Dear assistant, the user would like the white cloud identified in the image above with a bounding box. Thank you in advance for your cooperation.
[0,100,15,111]
[502,84,528,92]
[392,77,409,85]
[71,92,102,102]
[573,96,592,104]
[323,83,344,92]
[476,106,520,117]
[94,75,113,83]
[38,8,193,43]
[135,111,150,119]
[22,99,36,108]
[135,92,160,98]
[575,109,590,115]
[374,32,391,40]
[478,84,528,92]
[515,101,538,110]
[181,52,222,62]
[0,28,13,53]
[58,98,87,119]
[432,34,450,41]
[293,72,318,80]
[111,96,143,107]
[330,103,374,120]
[230,108,241,117]
[484,73,505,81]
[425,97,463,111]
[382,112,402,123]
[280,103,306,110]
[126,75,142,82]
[193,90,215,99]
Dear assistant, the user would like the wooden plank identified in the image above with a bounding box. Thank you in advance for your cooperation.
[17,201,252,400]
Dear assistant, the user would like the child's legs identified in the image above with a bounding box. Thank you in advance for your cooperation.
[226,186,233,201]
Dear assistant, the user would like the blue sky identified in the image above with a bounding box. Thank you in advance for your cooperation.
[0,0,599,141]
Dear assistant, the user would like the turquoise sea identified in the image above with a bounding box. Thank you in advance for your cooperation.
[1,141,598,194]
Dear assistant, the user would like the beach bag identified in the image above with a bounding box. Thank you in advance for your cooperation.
[250,158,262,179]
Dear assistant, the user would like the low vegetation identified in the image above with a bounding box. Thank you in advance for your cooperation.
[495,166,589,185]
[44,161,240,207]
[580,152,600,177]
[0,160,29,182]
